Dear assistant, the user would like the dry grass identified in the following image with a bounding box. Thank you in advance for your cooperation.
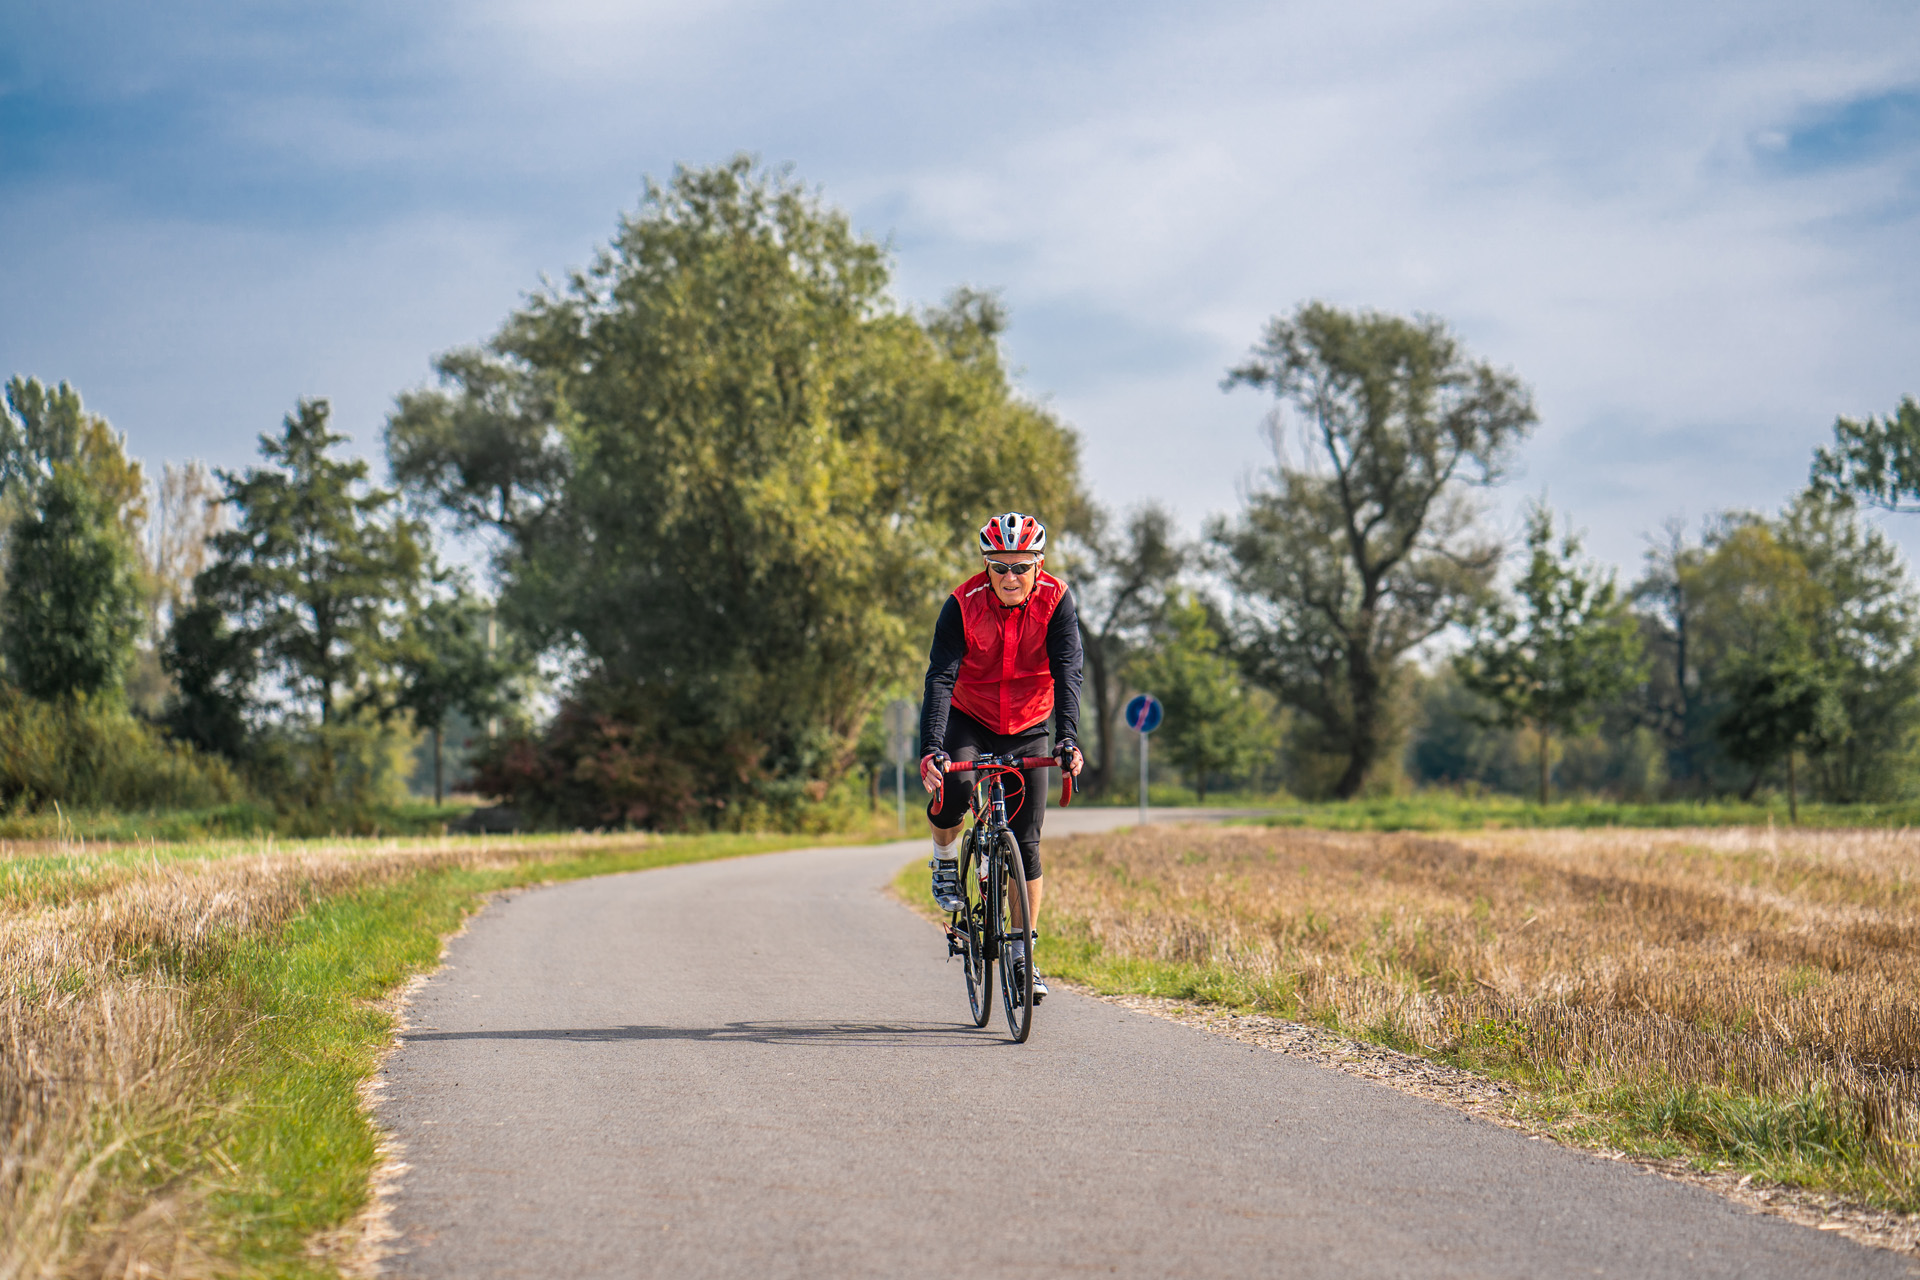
[0,831,735,1280]
[1042,824,1920,1206]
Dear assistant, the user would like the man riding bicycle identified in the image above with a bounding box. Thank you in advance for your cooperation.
[920,512,1085,1003]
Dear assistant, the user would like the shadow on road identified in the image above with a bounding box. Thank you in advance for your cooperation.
[403,1020,998,1047]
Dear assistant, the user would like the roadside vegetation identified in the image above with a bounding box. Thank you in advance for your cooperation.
[1077,782,1920,832]
[1248,793,1920,831]
[0,828,881,1279]
[922,824,1920,1212]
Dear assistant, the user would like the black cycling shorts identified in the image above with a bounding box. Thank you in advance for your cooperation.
[927,708,1050,880]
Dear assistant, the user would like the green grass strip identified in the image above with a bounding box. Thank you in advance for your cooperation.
[0,799,495,843]
[1072,785,1920,829]
[1251,793,1920,831]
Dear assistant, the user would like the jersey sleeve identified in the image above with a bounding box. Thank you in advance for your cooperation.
[1047,585,1085,746]
[918,595,966,754]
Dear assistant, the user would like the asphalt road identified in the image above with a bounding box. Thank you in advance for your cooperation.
[379,811,1913,1278]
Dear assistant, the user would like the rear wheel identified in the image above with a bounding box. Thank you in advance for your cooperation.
[997,832,1034,1043]
[959,828,991,1027]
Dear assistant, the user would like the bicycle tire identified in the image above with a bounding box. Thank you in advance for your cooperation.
[984,835,1005,1023]
[959,827,991,1027]
[997,830,1034,1043]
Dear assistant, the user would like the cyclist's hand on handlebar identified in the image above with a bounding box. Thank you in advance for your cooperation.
[920,750,950,792]
[1057,740,1084,777]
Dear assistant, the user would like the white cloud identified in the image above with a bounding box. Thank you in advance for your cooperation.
[818,3,1920,566]
[4,0,1919,575]
[0,183,539,472]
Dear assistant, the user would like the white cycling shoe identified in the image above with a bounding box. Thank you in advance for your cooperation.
[929,858,964,913]
[1011,955,1048,1004]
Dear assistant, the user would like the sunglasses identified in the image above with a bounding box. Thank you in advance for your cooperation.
[987,560,1038,576]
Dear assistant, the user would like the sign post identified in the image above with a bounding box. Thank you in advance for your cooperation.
[1124,694,1163,826]
[884,699,916,833]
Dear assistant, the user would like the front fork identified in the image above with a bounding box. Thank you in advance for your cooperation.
[944,825,990,959]
[944,826,971,958]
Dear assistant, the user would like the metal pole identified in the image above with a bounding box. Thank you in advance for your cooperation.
[896,759,905,832]
[1139,729,1149,825]
[485,613,499,741]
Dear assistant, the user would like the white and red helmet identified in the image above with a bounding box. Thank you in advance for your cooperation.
[979,512,1046,555]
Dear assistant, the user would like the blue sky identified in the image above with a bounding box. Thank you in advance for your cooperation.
[3,0,1919,573]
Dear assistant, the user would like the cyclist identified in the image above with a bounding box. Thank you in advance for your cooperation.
[919,511,1085,1003]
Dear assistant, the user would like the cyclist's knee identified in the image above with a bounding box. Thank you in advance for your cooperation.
[1018,844,1043,881]
[928,779,972,828]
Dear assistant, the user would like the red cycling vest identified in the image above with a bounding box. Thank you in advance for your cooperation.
[949,569,1066,735]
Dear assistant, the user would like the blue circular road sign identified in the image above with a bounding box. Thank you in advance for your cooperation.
[1124,693,1163,734]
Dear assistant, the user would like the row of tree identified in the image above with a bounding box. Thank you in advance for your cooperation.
[1061,371,1920,810]
[1412,482,1920,814]
[6,154,1917,824]
[0,378,523,813]
[1,159,1084,826]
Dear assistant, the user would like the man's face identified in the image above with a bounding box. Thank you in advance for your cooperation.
[984,552,1042,606]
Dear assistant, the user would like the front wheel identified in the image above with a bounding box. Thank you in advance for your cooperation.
[959,828,991,1027]
[996,832,1034,1043]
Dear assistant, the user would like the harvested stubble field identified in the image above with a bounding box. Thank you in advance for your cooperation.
[0,829,828,1280]
[1037,824,1920,1210]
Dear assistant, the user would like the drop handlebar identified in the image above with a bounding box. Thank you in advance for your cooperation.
[941,754,1074,806]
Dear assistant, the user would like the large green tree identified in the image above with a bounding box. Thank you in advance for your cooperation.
[1,468,145,700]
[1810,395,1920,511]
[1772,489,1920,801]
[1669,515,1825,794]
[0,377,148,539]
[0,379,149,700]
[1456,506,1646,804]
[385,347,569,548]
[185,399,425,729]
[388,158,1086,820]
[1214,303,1536,798]
[1714,617,1844,821]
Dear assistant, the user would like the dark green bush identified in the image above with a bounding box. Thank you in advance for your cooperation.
[468,679,875,833]
[243,714,421,817]
[0,685,241,812]
[469,685,710,830]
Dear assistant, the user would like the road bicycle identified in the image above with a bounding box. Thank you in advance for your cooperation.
[939,752,1072,1043]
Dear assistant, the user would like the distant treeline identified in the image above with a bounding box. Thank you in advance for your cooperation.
[5,156,1918,827]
